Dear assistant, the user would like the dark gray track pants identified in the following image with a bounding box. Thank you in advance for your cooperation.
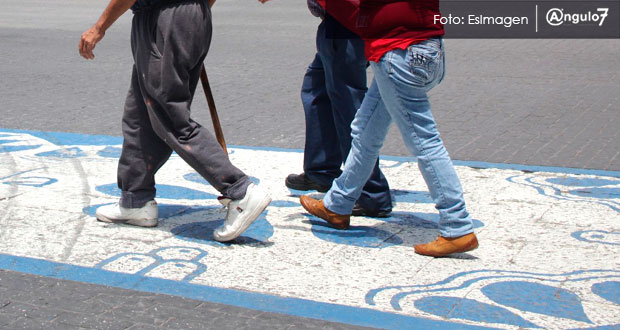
[118,1,250,208]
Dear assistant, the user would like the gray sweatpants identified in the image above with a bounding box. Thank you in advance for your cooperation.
[117,0,251,208]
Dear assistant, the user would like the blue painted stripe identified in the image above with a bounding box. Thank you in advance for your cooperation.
[450,160,620,179]
[0,253,496,330]
[0,128,122,146]
[2,127,618,178]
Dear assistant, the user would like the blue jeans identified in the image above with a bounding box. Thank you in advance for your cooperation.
[301,15,392,212]
[323,38,474,238]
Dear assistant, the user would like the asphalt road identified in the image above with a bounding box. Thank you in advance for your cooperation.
[1,0,619,170]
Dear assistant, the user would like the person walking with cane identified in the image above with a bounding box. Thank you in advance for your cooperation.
[79,0,271,242]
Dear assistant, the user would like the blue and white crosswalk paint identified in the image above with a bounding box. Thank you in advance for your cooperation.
[0,128,619,329]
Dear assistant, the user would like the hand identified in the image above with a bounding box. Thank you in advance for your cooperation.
[79,25,105,60]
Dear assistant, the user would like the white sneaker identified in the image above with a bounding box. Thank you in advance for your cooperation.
[95,200,158,227]
[213,184,271,242]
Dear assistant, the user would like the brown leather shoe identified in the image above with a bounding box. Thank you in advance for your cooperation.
[299,195,350,230]
[414,233,479,257]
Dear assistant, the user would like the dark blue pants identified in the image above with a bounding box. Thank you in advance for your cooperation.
[301,16,392,212]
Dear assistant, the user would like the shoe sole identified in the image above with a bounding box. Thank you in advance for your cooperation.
[96,214,158,227]
[213,195,272,242]
[299,196,350,230]
[285,178,329,193]
[414,241,479,257]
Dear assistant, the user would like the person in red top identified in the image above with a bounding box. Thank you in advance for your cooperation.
[259,0,394,217]
[321,0,444,61]
[300,0,480,257]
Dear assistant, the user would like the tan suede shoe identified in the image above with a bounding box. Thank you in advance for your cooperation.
[300,195,350,230]
[414,233,479,257]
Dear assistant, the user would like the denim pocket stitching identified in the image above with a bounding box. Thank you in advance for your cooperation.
[408,47,441,86]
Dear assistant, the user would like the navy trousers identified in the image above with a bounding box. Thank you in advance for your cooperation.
[301,16,392,211]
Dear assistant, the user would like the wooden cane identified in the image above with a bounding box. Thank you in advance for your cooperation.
[199,64,227,154]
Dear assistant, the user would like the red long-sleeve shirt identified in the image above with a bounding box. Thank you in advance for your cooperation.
[318,0,444,62]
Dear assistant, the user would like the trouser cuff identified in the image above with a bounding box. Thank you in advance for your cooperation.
[222,176,252,201]
[323,189,355,215]
[120,190,155,208]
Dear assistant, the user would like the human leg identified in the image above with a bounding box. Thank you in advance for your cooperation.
[318,16,392,212]
[370,38,477,256]
[95,65,172,227]
[300,51,342,188]
[116,66,173,209]
[103,2,269,237]
[320,79,393,215]
[285,51,333,193]
[300,79,392,227]
[132,2,251,200]
[371,39,473,239]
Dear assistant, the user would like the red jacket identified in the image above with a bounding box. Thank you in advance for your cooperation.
[318,0,444,62]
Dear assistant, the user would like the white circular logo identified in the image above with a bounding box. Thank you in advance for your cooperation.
[546,8,564,26]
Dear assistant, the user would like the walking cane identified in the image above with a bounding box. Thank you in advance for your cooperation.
[199,64,228,154]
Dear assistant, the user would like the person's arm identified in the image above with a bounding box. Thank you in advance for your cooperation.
[79,0,137,60]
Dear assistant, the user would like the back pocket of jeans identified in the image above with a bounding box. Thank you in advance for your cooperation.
[408,42,442,86]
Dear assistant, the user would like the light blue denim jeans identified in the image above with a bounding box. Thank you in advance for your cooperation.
[323,38,474,238]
